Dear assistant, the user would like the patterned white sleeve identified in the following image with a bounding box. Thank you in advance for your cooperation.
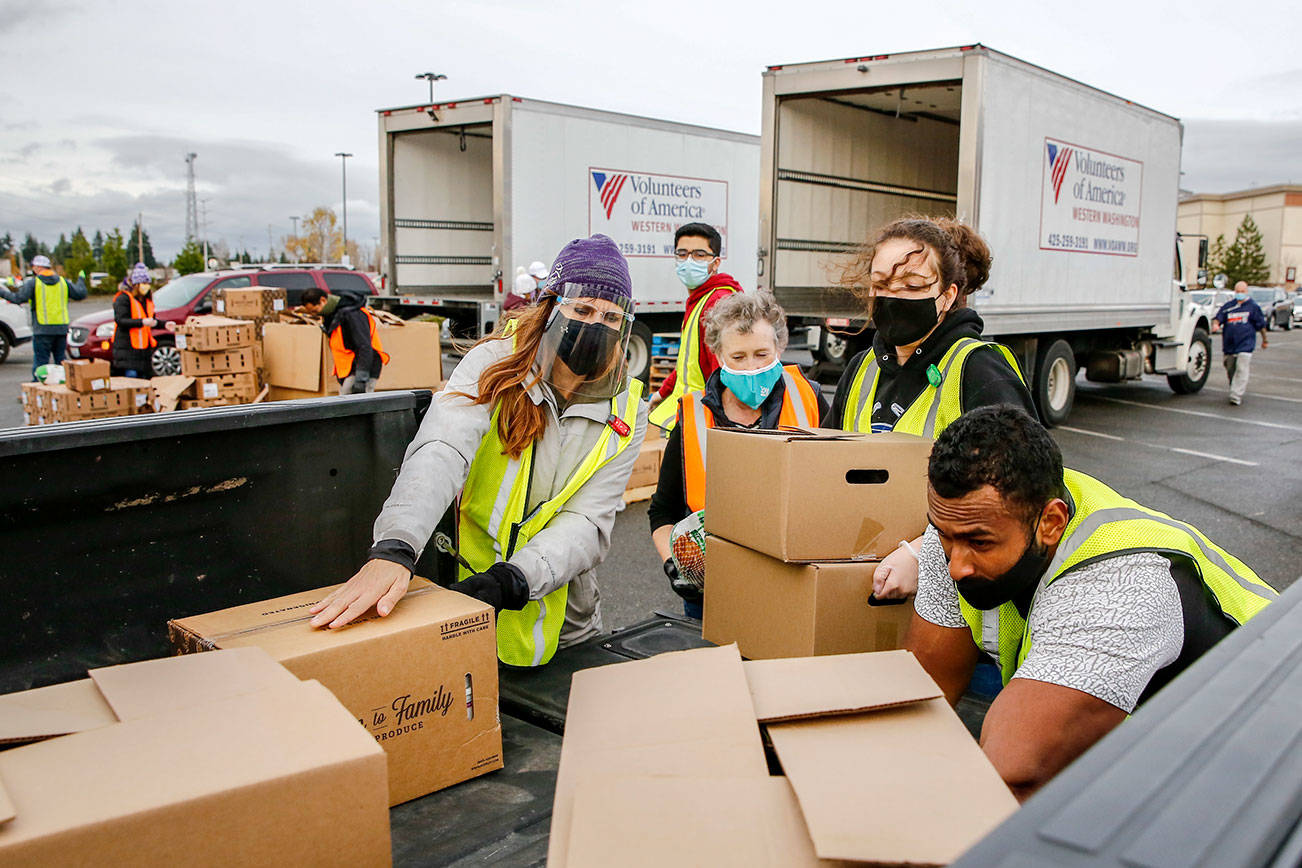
[912,525,968,629]
[1014,552,1183,713]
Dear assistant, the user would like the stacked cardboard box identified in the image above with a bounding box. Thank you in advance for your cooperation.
[548,645,1018,866]
[262,317,442,400]
[176,315,264,408]
[0,648,391,863]
[701,428,932,659]
[211,285,287,328]
[22,377,153,426]
[62,358,111,392]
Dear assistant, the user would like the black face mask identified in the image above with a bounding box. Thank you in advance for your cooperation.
[873,295,945,347]
[555,317,619,378]
[954,520,1052,611]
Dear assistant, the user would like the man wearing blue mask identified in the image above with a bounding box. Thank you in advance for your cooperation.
[1214,281,1268,406]
[647,222,743,431]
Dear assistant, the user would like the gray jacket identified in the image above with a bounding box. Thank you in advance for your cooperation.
[0,273,89,335]
[373,338,649,647]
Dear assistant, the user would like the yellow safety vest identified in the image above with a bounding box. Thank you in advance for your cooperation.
[456,346,643,667]
[957,468,1277,685]
[34,276,70,327]
[648,287,735,431]
[841,336,1025,436]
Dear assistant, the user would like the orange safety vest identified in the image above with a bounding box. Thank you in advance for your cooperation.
[680,364,820,512]
[329,307,391,378]
[112,291,157,350]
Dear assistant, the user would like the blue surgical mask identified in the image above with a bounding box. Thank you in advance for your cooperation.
[676,259,711,290]
[1235,291,1249,301]
[720,358,783,409]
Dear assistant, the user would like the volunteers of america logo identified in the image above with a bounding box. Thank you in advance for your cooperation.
[1046,143,1074,204]
[591,171,629,219]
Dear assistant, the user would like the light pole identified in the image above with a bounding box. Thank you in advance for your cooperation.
[334,152,352,265]
[414,72,446,104]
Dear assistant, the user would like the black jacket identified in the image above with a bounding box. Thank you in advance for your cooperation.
[111,288,156,375]
[648,367,829,532]
[324,293,382,380]
[824,308,1038,430]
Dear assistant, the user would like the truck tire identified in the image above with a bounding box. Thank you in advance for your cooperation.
[1034,339,1075,427]
[1167,327,1212,394]
[0,327,10,364]
[817,328,851,367]
[626,320,652,385]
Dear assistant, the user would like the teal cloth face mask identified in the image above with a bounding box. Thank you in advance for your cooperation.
[720,358,783,409]
[676,259,710,290]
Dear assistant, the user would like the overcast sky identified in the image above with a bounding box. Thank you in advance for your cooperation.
[2,0,1299,262]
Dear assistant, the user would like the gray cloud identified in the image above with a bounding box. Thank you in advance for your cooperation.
[0,0,77,35]
[1181,119,1302,192]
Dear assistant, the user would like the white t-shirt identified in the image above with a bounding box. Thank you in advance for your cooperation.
[914,526,1184,712]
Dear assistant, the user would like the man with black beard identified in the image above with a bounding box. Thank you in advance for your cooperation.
[909,406,1275,801]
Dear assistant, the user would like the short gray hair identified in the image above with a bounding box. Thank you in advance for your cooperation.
[703,291,788,355]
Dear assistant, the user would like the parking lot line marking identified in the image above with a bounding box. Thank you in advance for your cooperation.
[1201,387,1302,405]
[1166,447,1258,467]
[1082,395,1302,433]
[1058,425,1125,441]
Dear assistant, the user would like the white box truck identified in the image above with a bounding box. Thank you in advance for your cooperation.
[759,44,1212,423]
[375,95,760,380]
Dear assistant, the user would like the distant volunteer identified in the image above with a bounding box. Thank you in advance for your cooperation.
[824,217,1036,600]
[0,254,88,380]
[112,262,176,378]
[910,406,1276,800]
[647,222,743,431]
[300,287,388,394]
[1214,281,1268,406]
[648,292,826,617]
[310,235,648,667]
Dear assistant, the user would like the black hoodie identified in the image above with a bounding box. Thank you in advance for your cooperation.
[323,292,382,380]
[824,308,1038,430]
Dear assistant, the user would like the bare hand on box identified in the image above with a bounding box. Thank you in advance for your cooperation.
[309,559,411,629]
[872,543,919,600]
[142,317,157,327]
[164,321,177,332]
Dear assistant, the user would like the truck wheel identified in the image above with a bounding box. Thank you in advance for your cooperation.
[1034,339,1075,427]
[817,328,850,367]
[0,327,10,364]
[151,342,182,377]
[626,321,652,385]
[1167,327,1211,394]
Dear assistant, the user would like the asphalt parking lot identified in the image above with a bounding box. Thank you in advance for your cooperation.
[2,305,1298,630]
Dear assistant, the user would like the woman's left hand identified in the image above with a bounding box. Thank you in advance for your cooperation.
[163,321,177,332]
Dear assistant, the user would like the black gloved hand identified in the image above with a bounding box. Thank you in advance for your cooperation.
[664,558,702,604]
[454,562,530,612]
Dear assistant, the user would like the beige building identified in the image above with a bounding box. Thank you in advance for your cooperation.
[1178,184,1302,287]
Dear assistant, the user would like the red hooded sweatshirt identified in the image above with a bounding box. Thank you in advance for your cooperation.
[655,271,744,399]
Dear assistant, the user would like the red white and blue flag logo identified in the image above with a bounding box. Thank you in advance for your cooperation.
[1046,143,1073,204]
[592,171,628,219]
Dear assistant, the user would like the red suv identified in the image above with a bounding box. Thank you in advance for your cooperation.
[67,266,377,375]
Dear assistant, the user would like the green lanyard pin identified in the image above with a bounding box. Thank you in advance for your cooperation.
[926,364,943,387]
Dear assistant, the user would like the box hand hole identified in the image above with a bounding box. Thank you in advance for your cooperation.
[845,469,889,485]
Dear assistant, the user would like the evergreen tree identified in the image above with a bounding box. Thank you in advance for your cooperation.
[125,220,158,268]
[20,233,41,264]
[92,229,104,263]
[1205,234,1228,284]
[1222,214,1271,285]
[173,240,204,275]
[102,228,128,282]
[52,233,71,265]
[65,228,95,280]
[0,233,12,256]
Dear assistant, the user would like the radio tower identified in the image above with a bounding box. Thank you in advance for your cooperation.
[184,153,199,243]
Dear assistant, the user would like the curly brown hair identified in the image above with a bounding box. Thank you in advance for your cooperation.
[836,215,993,320]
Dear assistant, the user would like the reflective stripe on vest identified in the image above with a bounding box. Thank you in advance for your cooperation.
[957,468,1277,685]
[840,337,1025,437]
[35,276,70,327]
[680,365,819,512]
[329,307,391,378]
[456,347,643,667]
[648,287,734,430]
[111,291,157,350]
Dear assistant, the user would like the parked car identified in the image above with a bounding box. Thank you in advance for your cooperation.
[1293,291,1302,324]
[67,266,377,375]
[0,296,34,364]
[1249,286,1293,330]
[1189,290,1233,333]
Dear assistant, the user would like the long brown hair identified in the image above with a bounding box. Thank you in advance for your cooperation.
[451,298,555,459]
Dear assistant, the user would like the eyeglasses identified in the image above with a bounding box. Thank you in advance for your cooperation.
[557,298,633,328]
[869,277,939,296]
[673,249,717,263]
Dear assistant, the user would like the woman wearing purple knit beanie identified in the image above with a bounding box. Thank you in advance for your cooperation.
[311,234,650,667]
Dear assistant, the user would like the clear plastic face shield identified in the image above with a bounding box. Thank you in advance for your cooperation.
[536,283,635,402]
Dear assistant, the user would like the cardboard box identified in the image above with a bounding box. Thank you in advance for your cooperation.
[375,321,443,390]
[214,286,287,319]
[176,314,256,351]
[179,397,236,410]
[109,377,153,413]
[705,427,932,562]
[180,346,257,376]
[62,358,111,392]
[168,578,503,806]
[555,648,1017,867]
[263,321,332,392]
[150,375,194,412]
[625,438,665,490]
[703,536,914,660]
[40,383,128,420]
[190,372,259,402]
[0,649,391,865]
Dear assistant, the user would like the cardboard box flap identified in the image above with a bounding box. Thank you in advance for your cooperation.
[0,775,12,825]
[566,776,848,867]
[0,680,117,745]
[743,651,943,723]
[184,314,252,328]
[548,645,769,867]
[87,647,298,721]
[718,427,862,442]
[768,698,1019,865]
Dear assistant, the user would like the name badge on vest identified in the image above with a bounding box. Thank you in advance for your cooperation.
[606,414,631,437]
